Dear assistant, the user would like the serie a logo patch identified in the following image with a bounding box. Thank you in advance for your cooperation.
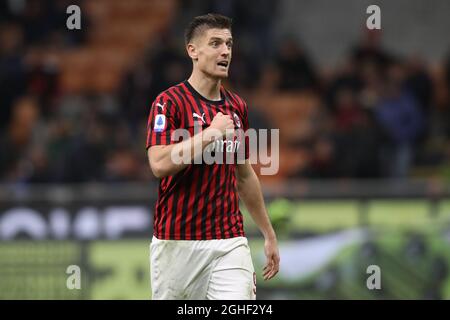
[154,114,166,132]
[233,112,241,128]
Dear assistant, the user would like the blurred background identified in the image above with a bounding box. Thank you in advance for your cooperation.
[0,0,450,299]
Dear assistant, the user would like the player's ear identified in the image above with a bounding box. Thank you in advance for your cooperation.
[186,43,198,61]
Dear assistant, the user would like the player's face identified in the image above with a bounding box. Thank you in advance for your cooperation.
[195,28,233,78]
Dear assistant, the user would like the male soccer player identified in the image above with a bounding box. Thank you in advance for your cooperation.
[146,13,279,300]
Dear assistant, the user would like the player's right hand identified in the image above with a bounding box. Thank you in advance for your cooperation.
[209,112,234,137]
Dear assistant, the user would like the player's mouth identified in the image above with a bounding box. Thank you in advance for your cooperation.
[217,60,229,69]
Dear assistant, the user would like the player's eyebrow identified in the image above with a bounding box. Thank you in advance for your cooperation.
[209,37,233,43]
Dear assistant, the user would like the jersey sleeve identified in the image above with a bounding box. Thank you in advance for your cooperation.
[242,100,250,160]
[146,94,180,149]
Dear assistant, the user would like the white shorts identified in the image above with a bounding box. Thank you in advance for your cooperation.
[150,236,256,300]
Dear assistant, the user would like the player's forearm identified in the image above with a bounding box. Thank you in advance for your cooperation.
[237,168,276,240]
[149,112,234,178]
[149,128,217,178]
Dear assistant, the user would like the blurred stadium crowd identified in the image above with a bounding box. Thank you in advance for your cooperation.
[0,0,449,185]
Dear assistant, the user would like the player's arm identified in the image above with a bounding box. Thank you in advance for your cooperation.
[148,112,234,178]
[236,160,280,280]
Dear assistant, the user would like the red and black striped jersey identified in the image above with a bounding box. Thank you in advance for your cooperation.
[146,80,250,240]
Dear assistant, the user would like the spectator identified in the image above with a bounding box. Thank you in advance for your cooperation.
[331,87,382,177]
[374,63,424,178]
[405,55,433,141]
[352,29,392,74]
[0,96,41,182]
[0,22,26,128]
[275,37,318,91]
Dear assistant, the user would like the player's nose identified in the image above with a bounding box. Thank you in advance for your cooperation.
[220,43,231,56]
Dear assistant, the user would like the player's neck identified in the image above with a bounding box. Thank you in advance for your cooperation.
[187,71,222,101]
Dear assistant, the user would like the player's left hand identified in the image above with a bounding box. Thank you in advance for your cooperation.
[263,237,280,280]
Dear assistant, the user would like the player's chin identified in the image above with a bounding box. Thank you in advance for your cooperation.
[214,70,229,79]
[213,66,229,78]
